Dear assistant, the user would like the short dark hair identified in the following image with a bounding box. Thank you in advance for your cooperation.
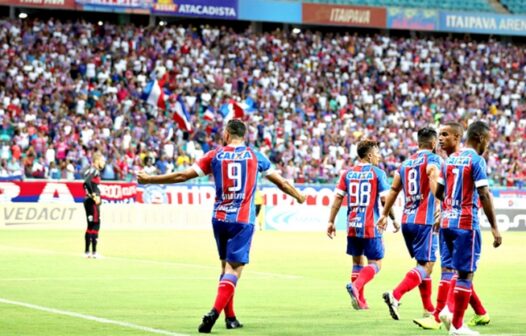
[226,119,246,138]
[443,121,464,137]
[467,121,490,142]
[417,127,437,146]
[357,140,378,159]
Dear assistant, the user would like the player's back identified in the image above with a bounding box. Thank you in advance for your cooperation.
[207,145,267,225]
[337,163,389,238]
[440,148,488,230]
[399,150,441,225]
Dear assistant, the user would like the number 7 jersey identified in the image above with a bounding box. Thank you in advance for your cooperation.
[438,148,489,230]
[335,163,390,238]
[193,145,273,225]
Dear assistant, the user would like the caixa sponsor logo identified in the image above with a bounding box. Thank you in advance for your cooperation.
[479,210,526,231]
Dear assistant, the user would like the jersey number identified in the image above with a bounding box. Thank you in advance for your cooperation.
[407,168,419,195]
[227,162,242,192]
[349,182,371,206]
[451,167,460,198]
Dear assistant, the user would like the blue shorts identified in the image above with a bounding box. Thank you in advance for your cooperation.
[402,223,438,262]
[439,229,453,269]
[212,220,255,264]
[346,236,384,260]
[440,228,481,273]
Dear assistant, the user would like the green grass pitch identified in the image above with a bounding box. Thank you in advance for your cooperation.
[0,229,524,336]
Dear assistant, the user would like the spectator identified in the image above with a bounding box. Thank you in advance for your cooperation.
[0,19,523,186]
[7,156,22,177]
[48,161,61,180]
[0,159,8,177]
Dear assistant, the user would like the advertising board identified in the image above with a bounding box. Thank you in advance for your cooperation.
[439,11,526,36]
[238,0,301,24]
[387,7,438,31]
[152,0,238,19]
[0,0,76,9]
[302,3,387,28]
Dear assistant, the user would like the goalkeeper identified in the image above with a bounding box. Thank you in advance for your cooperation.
[83,152,105,258]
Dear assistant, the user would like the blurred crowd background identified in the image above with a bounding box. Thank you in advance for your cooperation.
[0,18,524,187]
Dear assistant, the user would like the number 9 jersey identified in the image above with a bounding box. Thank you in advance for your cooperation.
[336,163,390,238]
[192,144,273,225]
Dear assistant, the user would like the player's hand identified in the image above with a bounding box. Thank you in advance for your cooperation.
[392,220,400,233]
[93,195,101,205]
[137,171,150,184]
[327,222,336,239]
[297,193,306,204]
[376,215,388,234]
[491,228,502,248]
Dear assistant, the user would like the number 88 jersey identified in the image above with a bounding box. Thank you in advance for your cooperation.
[398,150,442,226]
[193,145,272,225]
[336,163,390,238]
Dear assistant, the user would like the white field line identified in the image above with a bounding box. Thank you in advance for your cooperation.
[0,297,189,336]
[0,244,303,280]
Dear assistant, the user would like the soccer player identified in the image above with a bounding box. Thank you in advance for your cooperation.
[377,127,441,320]
[83,152,105,259]
[435,121,502,336]
[414,122,491,330]
[138,119,305,333]
[327,140,397,310]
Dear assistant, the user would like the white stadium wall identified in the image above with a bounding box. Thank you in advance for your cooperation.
[0,181,525,231]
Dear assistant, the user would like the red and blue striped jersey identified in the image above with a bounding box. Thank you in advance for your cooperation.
[193,145,272,225]
[438,148,489,231]
[335,163,390,238]
[398,150,442,225]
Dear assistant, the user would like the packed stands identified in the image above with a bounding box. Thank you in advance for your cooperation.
[0,19,524,187]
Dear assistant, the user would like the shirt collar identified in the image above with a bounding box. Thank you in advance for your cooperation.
[225,143,246,149]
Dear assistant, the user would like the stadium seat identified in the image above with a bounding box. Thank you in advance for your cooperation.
[501,0,526,14]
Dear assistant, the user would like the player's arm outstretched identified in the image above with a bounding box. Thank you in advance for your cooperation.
[377,173,402,233]
[478,186,502,248]
[266,173,306,204]
[137,167,198,184]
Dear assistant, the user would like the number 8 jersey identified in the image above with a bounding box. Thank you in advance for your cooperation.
[193,144,272,225]
[398,150,442,225]
[336,163,390,238]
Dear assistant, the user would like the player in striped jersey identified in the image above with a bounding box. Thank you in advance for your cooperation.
[327,140,397,310]
[415,122,493,331]
[138,119,305,333]
[377,127,441,320]
[435,121,502,336]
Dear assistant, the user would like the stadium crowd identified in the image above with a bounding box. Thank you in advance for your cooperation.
[0,18,524,187]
